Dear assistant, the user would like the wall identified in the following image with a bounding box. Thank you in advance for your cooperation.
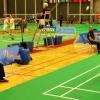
[0,0,3,17]
[94,0,100,13]
[0,0,99,21]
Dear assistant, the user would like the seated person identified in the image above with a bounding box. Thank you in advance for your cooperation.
[14,42,32,65]
[87,25,100,53]
[0,61,8,82]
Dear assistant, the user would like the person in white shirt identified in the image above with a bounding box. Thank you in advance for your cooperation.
[10,15,15,30]
[3,16,10,33]
[10,15,15,40]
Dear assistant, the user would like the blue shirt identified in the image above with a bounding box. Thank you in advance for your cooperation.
[19,48,30,64]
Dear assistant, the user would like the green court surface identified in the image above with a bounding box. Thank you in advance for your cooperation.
[0,23,100,48]
[0,33,74,48]
[0,55,100,100]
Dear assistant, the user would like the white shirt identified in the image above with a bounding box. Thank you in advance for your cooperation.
[10,18,15,30]
[3,18,10,31]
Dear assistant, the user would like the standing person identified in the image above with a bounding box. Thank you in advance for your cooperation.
[59,14,63,27]
[3,15,10,33]
[20,18,27,33]
[19,18,27,42]
[10,15,15,40]
[10,15,15,31]
[0,62,8,82]
[87,25,100,54]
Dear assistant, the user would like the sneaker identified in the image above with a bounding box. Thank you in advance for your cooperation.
[0,78,8,82]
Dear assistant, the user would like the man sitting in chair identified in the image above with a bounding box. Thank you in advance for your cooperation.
[87,25,100,54]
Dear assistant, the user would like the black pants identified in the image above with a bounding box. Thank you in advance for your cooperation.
[89,41,100,53]
[60,20,62,27]
[0,63,5,79]
[14,59,29,65]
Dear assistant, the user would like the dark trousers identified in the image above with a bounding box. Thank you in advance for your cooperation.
[21,27,25,33]
[14,59,29,65]
[0,63,5,79]
[89,41,100,53]
[60,20,62,27]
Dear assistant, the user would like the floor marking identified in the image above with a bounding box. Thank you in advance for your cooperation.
[60,86,100,94]
[60,73,100,97]
[43,65,100,95]
[44,93,79,100]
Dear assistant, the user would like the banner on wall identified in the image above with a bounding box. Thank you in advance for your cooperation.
[72,0,90,2]
[48,0,69,3]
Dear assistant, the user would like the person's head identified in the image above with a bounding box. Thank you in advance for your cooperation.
[89,25,94,31]
[10,14,14,18]
[20,42,27,49]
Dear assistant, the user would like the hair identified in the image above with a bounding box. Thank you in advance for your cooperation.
[20,42,27,49]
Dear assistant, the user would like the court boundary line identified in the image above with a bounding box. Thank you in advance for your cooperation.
[60,86,100,94]
[43,64,100,94]
[43,74,100,100]
[44,93,79,100]
[60,73,100,97]
[43,65,100,99]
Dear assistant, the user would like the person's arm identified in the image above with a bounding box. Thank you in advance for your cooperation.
[88,36,95,41]
[88,36,98,42]
[0,61,3,64]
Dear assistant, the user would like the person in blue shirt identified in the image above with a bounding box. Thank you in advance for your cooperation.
[14,42,32,65]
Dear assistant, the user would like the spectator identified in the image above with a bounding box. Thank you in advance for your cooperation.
[87,25,100,54]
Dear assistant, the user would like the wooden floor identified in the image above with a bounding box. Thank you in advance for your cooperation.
[0,43,96,92]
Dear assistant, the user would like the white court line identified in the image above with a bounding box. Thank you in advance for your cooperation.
[60,73,100,97]
[44,93,79,100]
[43,65,100,95]
[60,86,100,94]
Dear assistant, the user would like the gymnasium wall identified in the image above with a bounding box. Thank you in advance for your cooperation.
[0,0,100,20]
[0,0,43,17]
[94,0,100,13]
[0,0,3,17]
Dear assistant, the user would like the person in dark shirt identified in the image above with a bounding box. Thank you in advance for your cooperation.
[0,62,8,82]
[87,26,100,53]
[20,18,27,33]
[59,14,63,27]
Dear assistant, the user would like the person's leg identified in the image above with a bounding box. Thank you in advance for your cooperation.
[60,20,62,27]
[0,63,5,79]
[97,43,100,53]
[0,63,8,82]
[14,59,21,64]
